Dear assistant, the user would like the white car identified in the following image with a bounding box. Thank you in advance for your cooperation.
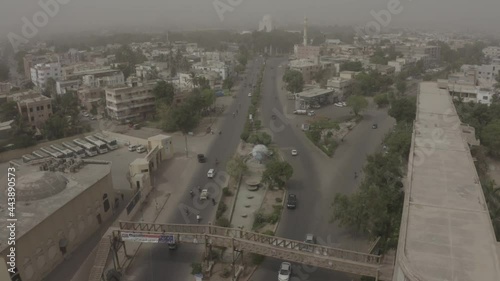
[207,169,216,178]
[278,262,292,281]
[200,189,209,200]
[136,145,146,153]
[334,102,345,107]
[128,144,137,151]
[248,92,252,97]
[291,149,298,156]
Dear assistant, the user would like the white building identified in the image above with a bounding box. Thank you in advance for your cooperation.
[30,62,62,88]
[388,58,415,73]
[437,72,495,106]
[460,64,500,83]
[82,71,124,88]
[326,77,353,97]
[483,46,500,59]
[56,80,81,95]
[258,15,274,32]
[193,61,229,80]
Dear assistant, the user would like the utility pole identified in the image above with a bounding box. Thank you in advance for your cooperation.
[184,133,188,158]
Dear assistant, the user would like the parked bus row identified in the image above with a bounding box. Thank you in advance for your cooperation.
[21,134,119,162]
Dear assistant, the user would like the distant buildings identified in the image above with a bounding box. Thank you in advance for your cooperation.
[30,62,62,88]
[461,64,500,83]
[289,59,321,84]
[326,76,353,97]
[258,14,274,32]
[483,46,500,59]
[395,44,441,65]
[438,69,496,106]
[8,90,53,130]
[23,53,59,79]
[192,60,229,80]
[77,87,105,112]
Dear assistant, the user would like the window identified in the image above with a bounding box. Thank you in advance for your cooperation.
[47,104,51,109]
[30,117,34,121]
[483,96,489,100]
[29,107,33,112]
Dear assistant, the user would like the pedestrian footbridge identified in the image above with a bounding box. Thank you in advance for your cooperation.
[88,221,394,281]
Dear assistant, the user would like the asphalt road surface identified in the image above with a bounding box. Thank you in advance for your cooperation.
[131,57,265,281]
[250,57,395,281]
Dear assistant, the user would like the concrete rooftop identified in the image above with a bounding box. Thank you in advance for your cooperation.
[397,82,500,280]
[0,162,111,253]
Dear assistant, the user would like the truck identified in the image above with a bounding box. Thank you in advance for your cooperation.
[293,109,307,115]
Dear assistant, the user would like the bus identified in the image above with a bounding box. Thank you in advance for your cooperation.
[85,136,108,154]
[40,147,65,158]
[51,144,74,157]
[32,150,50,159]
[94,133,118,150]
[73,138,98,157]
[62,141,86,158]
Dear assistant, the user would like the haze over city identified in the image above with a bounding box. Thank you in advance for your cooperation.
[1,1,500,281]
[1,0,500,36]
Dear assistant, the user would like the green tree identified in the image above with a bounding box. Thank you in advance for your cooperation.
[44,115,69,140]
[223,77,234,90]
[153,81,175,105]
[388,97,416,123]
[332,153,404,251]
[43,77,57,97]
[262,160,293,189]
[347,95,368,116]
[0,60,9,81]
[481,120,500,158]
[0,101,19,122]
[396,80,407,95]
[340,61,363,72]
[374,93,390,108]
[282,69,304,93]
[226,156,248,178]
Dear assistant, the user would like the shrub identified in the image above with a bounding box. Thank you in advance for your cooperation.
[240,130,250,141]
[247,133,259,144]
[220,267,231,278]
[191,263,202,275]
[275,197,282,203]
[216,217,230,227]
[262,230,275,236]
[222,187,233,196]
[216,202,227,219]
[250,253,265,265]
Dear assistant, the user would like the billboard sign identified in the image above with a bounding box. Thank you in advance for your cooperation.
[121,232,173,244]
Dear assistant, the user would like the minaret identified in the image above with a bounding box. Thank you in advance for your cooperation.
[303,17,308,46]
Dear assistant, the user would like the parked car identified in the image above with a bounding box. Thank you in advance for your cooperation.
[307,110,315,116]
[278,262,292,281]
[128,144,137,152]
[304,233,316,244]
[372,123,378,129]
[207,168,216,178]
[197,154,206,163]
[248,92,252,97]
[287,194,297,209]
[200,189,209,200]
[136,145,146,153]
[291,149,298,156]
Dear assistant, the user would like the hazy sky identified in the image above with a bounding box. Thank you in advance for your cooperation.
[1,0,499,37]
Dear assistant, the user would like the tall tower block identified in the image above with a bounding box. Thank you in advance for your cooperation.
[303,17,308,46]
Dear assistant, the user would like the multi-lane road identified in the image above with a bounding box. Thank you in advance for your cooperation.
[250,57,395,280]
[130,57,265,281]
[128,55,394,281]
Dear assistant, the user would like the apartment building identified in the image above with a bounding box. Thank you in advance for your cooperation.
[105,78,156,121]
[56,80,81,95]
[483,46,500,59]
[8,90,53,130]
[0,82,12,93]
[395,44,441,62]
[23,53,58,79]
[82,70,124,88]
[77,87,105,111]
[326,77,353,97]
[294,45,321,60]
[388,58,415,73]
[438,72,495,106]
[461,64,500,83]
[289,59,321,84]
[30,62,62,88]
[192,61,229,80]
